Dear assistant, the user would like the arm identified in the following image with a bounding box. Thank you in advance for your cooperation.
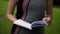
[46,0,53,16]
[6,0,17,22]
[6,0,32,30]
[43,0,53,25]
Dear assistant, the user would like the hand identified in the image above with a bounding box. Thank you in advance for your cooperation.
[42,16,52,25]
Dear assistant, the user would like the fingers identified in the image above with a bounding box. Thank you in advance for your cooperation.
[43,17,51,22]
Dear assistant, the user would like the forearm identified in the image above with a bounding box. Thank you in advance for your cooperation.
[46,0,53,16]
[7,0,17,22]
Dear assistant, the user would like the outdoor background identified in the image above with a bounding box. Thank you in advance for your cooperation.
[0,0,60,34]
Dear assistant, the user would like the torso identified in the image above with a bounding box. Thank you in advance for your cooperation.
[16,0,46,23]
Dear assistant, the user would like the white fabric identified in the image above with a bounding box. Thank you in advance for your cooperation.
[13,19,32,30]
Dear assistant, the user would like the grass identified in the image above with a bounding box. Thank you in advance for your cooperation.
[0,0,60,34]
[0,0,12,34]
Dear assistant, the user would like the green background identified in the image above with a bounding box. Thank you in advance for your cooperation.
[0,0,60,34]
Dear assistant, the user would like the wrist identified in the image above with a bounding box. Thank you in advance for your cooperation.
[45,15,52,17]
[13,19,17,23]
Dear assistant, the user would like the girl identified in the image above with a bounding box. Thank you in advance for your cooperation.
[6,0,53,34]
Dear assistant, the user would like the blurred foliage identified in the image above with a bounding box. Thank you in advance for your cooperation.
[53,0,60,5]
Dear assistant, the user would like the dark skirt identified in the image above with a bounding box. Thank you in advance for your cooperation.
[11,24,44,34]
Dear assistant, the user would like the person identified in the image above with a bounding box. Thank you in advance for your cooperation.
[6,0,53,34]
